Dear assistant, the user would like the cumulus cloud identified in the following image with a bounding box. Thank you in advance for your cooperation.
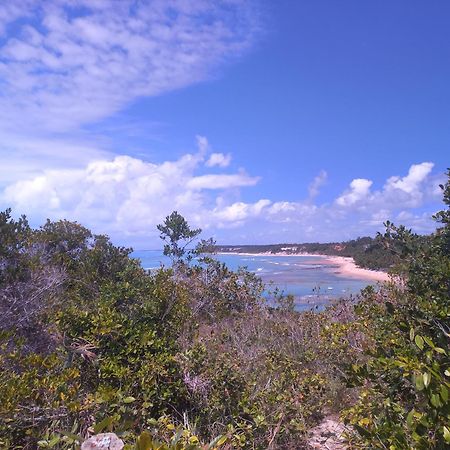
[213,199,271,225]
[1,142,262,240]
[0,0,260,133]
[336,178,373,207]
[206,153,232,168]
[385,162,434,194]
[1,150,443,246]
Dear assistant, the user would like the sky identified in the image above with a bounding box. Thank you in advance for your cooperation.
[0,0,448,248]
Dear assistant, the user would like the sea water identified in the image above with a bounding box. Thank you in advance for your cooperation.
[132,250,373,311]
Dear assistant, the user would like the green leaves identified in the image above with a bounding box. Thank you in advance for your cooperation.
[414,335,424,350]
[157,211,202,263]
[344,170,450,449]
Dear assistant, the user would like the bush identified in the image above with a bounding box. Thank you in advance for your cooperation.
[344,170,450,449]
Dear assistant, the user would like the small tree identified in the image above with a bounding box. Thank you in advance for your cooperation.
[157,211,202,265]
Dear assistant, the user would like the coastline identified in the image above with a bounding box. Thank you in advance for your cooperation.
[217,252,390,282]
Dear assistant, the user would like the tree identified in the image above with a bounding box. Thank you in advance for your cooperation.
[157,211,201,264]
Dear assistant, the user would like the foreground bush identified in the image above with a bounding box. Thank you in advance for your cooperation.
[0,210,355,449]
[344,170,450,449]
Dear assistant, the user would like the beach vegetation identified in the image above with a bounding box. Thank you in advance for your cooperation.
[0,170,449,449]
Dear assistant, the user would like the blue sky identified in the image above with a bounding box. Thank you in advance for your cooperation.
[0,0,447,248]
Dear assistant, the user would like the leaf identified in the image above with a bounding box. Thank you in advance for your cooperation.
[136,431,153,450]
[58,430,82,443]
[415,335,424,350]
[48,437,60,448]
[443,426,450,444]
[430,394,441,408]
[440,384,449,403]
[216,435,227,446]
[123,396,136,403]
[423,372,431,388]
[409,328,415,341]
[93,416,114,434]
[206,435,227,449]
[423,336,435,348]
[170,428,183,445]
[354,424,371,438]
[406,409,415,428]
[415,373,424,391]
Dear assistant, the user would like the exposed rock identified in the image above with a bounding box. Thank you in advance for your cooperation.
[81,433,124,450]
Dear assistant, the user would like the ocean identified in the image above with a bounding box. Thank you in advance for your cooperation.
[132,250,374,311]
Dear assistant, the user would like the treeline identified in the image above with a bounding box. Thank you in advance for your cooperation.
[1,171,449,449]
[216,235,404,270]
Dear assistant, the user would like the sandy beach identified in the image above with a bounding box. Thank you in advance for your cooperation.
[319,256,390,282]
[217,252,390,282]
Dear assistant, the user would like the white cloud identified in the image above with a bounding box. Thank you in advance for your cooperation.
[336,178,373,207]
[196,135,209,155]
[0,0,260,133]
[206,152,232,168]
[214,199,271,225]
[0,2,33,36]
[385,162,434,194]
[187,173,258,190]
[308,170,327,199]
[0,131,113,186]
[0,140,443,246]
[1,143,262,239]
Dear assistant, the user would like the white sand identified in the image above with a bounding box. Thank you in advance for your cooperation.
[320,256,389,282]
[217,251,390,282]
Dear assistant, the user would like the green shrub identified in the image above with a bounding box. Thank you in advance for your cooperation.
[344,170,450,449]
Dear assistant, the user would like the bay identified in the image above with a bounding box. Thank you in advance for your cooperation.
[132,250,375,310]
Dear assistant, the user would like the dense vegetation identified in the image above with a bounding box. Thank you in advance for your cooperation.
[1,171,449,449]
[216,235,400,270]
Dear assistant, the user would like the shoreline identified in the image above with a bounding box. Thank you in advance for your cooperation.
[217,251,390,282]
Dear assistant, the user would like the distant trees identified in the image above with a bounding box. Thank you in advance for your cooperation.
[216,236,399,270]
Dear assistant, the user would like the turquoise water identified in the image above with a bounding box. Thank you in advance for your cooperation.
[132,250,374,310]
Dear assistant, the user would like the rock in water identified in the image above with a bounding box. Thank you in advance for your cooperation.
[81,433,124,450]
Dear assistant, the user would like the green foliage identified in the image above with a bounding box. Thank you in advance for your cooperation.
[133,417,227,450]
[157,211,201,264]
[344,170,450,449]
[0,209,353,449]
[10,186,450,449]
[0,208,31,283]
